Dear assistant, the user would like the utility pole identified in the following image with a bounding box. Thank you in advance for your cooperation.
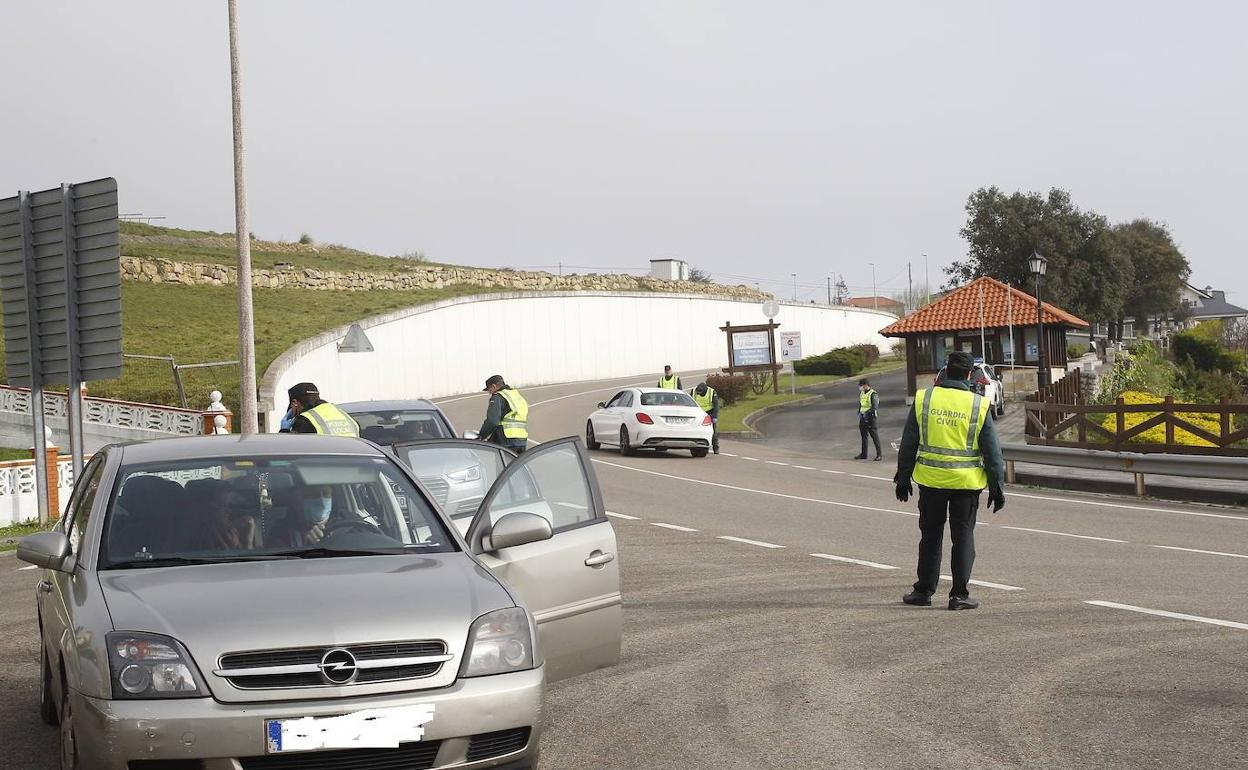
[228,0,258,434]
[826,275,832,305]
[869,263,877,311]
[791,273,797,302]
[923,253,929,305]
[907,262,913,312]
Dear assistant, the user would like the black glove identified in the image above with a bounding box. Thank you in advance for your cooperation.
[895,480,912,503]
[987,483,1005,513]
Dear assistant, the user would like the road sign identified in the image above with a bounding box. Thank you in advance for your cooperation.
[779,331,803,361]
[761,299,780,319]
[731,330,772,366]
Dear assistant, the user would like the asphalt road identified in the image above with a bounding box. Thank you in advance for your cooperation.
[753,367,910,458]
[3,370,1246,769]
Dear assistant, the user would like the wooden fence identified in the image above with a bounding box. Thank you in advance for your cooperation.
[1024,395,1248,457]
[1023,368,1084,435]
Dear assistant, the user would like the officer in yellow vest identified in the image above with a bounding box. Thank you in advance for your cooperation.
[894,351,1004,611]
[283,382,360,436]
[854,378,882,461]
[689,377,720,454]
[479,374,529,454]
[657,365,682,390]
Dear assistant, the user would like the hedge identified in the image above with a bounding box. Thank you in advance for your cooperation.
[705,374,752,405]
[794,346,867,377]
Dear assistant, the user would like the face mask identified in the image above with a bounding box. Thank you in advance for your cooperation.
[302,496,331,524]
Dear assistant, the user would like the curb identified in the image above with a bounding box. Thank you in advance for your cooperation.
[1011,471,1247,509]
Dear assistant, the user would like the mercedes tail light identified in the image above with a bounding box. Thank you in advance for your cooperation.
[636,413,654,424]
[702,415,713,426]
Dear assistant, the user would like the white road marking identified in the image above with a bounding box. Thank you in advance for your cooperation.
[721,452,738,457]
[740,457,759,462]
[606,511,640,520]
[652,522,698,532]
[592,458,920,518]
[1085,600,1248,631]
[850,474,890,481]
[765,461,789,466]
[1000,526,1127,544]
[821,469,847,475]
[17,565,37,571]
[792,465,816,470]
[1008,491,1248,522]
[811,553,897,570]
[940,575,1025,591]
[1150,545,1248,560]
[718,536,785,549]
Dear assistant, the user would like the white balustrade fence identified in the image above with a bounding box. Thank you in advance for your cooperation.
[0,457,75,527]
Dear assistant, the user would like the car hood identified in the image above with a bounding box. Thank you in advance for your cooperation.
[98,552,515,702]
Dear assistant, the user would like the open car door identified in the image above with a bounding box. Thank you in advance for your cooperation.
[392,439,515,533]
[401,437,622,682]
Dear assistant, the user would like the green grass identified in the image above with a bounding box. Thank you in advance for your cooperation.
[0,448,31,461]
[718,361,905,433]
[0,281,504,408]
[0,519,44,552]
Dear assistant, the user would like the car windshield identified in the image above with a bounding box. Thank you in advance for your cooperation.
[639,392,697,407]
[100,455,456,568]
[350,409,449,445]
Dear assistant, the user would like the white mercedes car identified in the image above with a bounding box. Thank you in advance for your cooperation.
[586,388,713,457]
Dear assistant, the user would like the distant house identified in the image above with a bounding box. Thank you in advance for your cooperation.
[879,277,1089,401]
[649,258,690,281]
[1088,281,1247,341]
[844,296,905,316]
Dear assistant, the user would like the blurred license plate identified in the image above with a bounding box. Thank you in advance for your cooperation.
[664,417,692,424]
[266,704,435,753]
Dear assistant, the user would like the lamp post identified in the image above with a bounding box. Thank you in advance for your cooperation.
[869,262,877,310]
[791,273,797,302]
[1029,250,1049,389]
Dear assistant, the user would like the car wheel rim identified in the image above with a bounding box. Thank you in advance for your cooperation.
[60,693,76,770]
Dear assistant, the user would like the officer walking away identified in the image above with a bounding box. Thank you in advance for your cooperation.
[854,378,882,461]
[480,374,529,454]
[690,375,721,455]
[658,365,682,390]
[282,382,360,436]
[894,351,1005,610]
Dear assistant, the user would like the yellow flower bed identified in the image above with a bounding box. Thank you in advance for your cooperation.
[1101,391,1220,446]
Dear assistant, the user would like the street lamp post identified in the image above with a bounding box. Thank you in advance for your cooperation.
[869,263,877,311]
[227,0,258,434]
[1029,250,1049,389]
[791,273,797,302]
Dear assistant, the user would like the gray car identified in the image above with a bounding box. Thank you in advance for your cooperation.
[19,433,621,769]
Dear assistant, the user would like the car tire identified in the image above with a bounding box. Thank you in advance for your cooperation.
[59,669,78,770]
[619,426,635,456]
[586,421,601,450]
[39,639,58,726]
[691,448,709,458]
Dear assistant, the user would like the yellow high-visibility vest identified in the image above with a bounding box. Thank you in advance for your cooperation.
[658,375,679,389]
[859,389,876,414]
[691,387,716,413]
[303,402,360,437]
[912,387,988,490]
[498,388,529,441]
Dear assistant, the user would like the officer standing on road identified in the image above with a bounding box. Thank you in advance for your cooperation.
[479,374,529,454]
[894,351,1005,610]
[690,376,721,455]
[658,365,682,389]
[854,378,883,461]
[281,382,360,436]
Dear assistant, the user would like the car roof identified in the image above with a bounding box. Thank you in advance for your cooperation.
[113,434,386,464]
[339,399,440,412]
[634,387,691,393]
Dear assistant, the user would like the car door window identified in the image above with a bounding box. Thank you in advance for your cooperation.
[397,442,509,520]
[66,458,104,557]
[619,392,634,408]
[605,391,627,409]
[478,440,597,533]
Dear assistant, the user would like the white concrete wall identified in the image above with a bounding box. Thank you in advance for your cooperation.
[260,291,897,429]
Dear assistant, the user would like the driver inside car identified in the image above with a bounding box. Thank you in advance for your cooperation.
[269,484,334,548]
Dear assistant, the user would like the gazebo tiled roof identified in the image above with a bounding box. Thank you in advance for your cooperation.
[880,276,1088,336]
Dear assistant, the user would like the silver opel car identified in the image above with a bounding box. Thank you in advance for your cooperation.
[19,434,621,770]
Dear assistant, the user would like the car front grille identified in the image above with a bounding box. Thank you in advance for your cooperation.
[418,475,450,505]
[466,727,532,762]
[216,640,449,690]
[239,740,441,770]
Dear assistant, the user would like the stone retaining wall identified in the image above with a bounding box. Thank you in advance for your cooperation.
[119,256,769,300]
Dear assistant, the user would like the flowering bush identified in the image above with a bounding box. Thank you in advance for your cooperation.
[1100,390,1220,447]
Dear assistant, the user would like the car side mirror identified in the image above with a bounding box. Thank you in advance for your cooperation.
[17,531,73,573]
[596,402,606,409]
[462,430,480,440]
[481,512,553,552]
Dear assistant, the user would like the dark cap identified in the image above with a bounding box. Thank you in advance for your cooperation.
[483,374,505,391]
[288,382,320,403]
[945,350,975,373]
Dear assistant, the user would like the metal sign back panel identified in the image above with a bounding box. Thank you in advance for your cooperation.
[0,178,122,386]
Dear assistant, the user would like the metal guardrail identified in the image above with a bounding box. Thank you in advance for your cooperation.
[1002,442,1248,497]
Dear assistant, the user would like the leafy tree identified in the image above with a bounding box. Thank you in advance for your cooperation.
[949,187,1132,326]
[1108,219,1190,328]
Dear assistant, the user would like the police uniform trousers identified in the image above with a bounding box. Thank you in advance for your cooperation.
[858,415,881,458]
[913,484,979,599]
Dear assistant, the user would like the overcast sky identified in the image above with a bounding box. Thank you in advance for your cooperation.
[3,1,1244,303]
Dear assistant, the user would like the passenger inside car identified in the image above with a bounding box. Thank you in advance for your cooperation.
[108,474,187,559]
[181,479,258,552]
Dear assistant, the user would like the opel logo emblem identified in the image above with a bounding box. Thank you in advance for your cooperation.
[318,648,359,685]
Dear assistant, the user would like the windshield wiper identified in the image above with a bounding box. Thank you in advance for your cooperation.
[107,555,298,569]
[266,546,406,559]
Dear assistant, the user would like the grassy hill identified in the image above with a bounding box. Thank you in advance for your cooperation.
[0,224,503,409]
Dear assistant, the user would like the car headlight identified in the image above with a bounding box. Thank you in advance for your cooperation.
[447,465,482,483]
[459,608,534,678]
[106,632,208,699]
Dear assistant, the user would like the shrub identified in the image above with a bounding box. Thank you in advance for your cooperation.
[1100,390,1220,447]
[890,340,906,358]
[705,374,751,405]
[1067,343,1088,359]
[1172,320,1245,374]
[1176,364,1244,403]
[1095,342,1176,404]
[298,233,314,245]
[852,343,880,367]
[794,346,866,377]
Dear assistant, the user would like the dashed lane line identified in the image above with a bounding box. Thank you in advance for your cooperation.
[765,461,789,466]
[811,553,897,570]
[821,469,847,475]
[1085,600,1248,631]
[17,565,37,571]
[1149,545,1248,559]
[718,536,785,549]
[792,465,816,471]
[940,576,1025,591]
[605,512,639,520]
[652,523,698,532]
[850,473,890,481]
[740,457,759,462]
[999,526,1127,544]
